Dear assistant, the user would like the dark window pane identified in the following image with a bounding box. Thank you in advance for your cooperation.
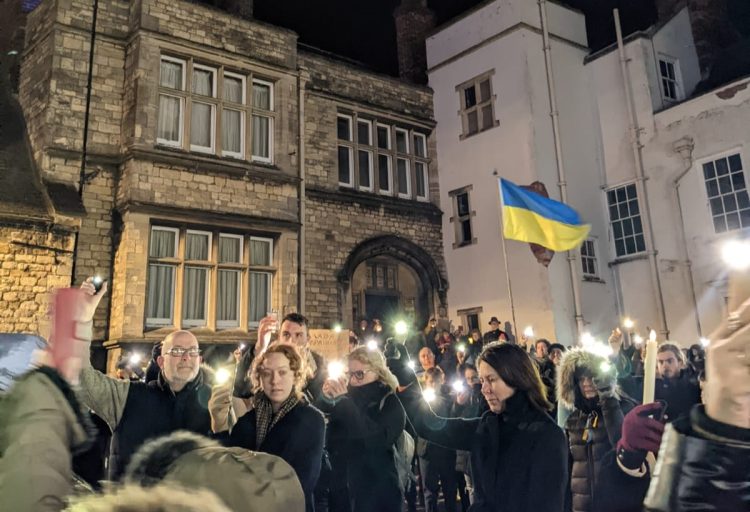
[731,172,746,191]
[338,146,351,184]
[659,60,667,75]
[464,85,477,108]
[737,191,750,209]
[617,187,627,203]
[613,221,623,239]
[623,219,633,236]
[457,193,470,216]
[615,239,625,257]
[703,162,715,179]
[467,111,478,134]
[413,135,426,157]
[667,82,676,99]
[337,117,350,140]
[481,104,493,130]
[357,122,370,144]
[723,195,738,213]
[609,205,619,221]
[627,184,637,200]
[461,219,472,243]
[710,197,724,215]
[397,159,409,193]
[396,131,408,153]
[607,190,616,204]
[726,212,740,231]
[716,158,729,175]
[740,209,750,227]
[358,151,371,188]
[628,199,639,216]
[625,237,636,254]
[713,215,727,233]
[415,162,426,197]
[479,79,491,102]
[635,235,646,253]
[378,155,390,191]
[706,179,719,198]
[377,126,390,149]
[633,216,643,234]
[728,154,743,172]
[719,176,732,194]
[619,202,629,219]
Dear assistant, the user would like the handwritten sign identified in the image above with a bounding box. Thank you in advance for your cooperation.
[308,329,349,361]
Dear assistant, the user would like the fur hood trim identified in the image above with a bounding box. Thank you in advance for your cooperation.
[556,348,617,408]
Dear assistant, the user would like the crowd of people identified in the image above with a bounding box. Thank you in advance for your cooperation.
[0,275,747,512]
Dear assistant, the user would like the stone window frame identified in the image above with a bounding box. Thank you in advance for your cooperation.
[145,224,276,331]
[336,111,429,201]
[606,183,646,258]
[456,70,498,139]
[657,54,683,103]
[156,54,275,164]
[457,306,483,333]
[413,133,429,202]
[700,149,750,234]
[449,185,477,249]
[580,238,600,280]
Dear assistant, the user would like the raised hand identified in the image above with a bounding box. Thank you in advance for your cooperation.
[79,277,108,322]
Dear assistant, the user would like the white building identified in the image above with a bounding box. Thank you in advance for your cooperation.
[427,0,748,345]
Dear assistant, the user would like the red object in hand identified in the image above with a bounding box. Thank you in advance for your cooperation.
[49,288,85,373]
[617,402,666,454]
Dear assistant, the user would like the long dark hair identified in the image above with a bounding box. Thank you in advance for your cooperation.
[477,343,552,412]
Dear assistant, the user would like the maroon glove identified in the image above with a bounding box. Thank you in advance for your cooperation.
[616,402,665,469]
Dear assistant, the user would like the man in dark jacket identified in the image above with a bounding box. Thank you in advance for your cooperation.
[76,279,212,480]
[482,317,508,344]
[557,348,636,512]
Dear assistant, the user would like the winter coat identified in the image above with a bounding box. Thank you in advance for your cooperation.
[324,381,406,512]
[398,385,568,512]
[225,401,325,512]
[77,359,212,480]
[617,372,701,423]
[557,348,635,512]
[416,387,455,464]
[0,367,93,511]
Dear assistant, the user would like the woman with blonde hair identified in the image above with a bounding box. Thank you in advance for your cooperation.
[209,343,325,512]
[321,346,406,512]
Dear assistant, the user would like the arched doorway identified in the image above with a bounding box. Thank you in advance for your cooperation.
[337,235,447,332]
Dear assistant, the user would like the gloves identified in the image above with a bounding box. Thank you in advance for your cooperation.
[616,402,665,469]
[387,356,416,387]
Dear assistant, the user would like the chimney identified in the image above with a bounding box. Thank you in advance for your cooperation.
[393,0,436,84]
[223,0,253,20]
[686,0,739,77]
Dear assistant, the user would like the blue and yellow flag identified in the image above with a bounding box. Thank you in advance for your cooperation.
[499,178,590,252]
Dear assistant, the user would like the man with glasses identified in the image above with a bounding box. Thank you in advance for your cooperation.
[76,278,211,480]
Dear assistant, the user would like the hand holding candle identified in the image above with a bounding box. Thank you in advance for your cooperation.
[642,329,658,404]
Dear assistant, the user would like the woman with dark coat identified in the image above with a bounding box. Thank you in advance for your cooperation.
[392,342,568,512]
[210,343,325,512]
[320,346,406,512]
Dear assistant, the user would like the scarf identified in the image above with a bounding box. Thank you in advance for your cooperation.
[253,391,299,448]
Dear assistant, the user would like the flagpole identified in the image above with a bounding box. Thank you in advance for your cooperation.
[498,178,519,343]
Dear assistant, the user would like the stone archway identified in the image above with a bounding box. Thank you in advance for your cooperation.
[337,235,448,330]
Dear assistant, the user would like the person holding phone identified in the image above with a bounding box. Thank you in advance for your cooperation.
[73,277,212,480]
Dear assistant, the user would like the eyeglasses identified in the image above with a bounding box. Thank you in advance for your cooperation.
[346,370,371,381]
[165,347,201,358]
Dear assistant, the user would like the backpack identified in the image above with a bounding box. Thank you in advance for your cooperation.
[379,392,416,492]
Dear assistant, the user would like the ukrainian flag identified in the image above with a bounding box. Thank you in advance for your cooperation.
[499,178,590,252]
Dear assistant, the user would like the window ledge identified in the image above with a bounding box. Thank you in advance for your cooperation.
[459,121,500,141]
[452,239,477,249]
[608,253,649,267]
[582,276,606,284]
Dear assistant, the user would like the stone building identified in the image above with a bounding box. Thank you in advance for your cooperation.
[7,0,447,368]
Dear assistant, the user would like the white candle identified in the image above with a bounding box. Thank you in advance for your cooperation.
[642,329,658,404]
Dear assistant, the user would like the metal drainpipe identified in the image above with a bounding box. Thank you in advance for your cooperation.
[673,137,703,337]
[614,9,669,337]
[70,0,99,286]
[538,0,585,338]
[297,74,306,314]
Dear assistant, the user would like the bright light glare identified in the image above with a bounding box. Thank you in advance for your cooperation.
[600,361,612,373]
[699,337,710,348]
[366,339,378,351]
[581,332,613,358]
[456,343,466,353]
[129,352,142,365]
[721,239,750,270]
[239,343,246,350]
[333,324,342,334]
[452,380,465,393]
[327,361,345,380]
[407,360,416,370]
[633,334,644,345]
[580,332,595,346]
[623,318,634,330]
[422,388,436,403]
[93,275,103,285]
[394,321,408,336]
[214,368,231,385]
[523,326,534,338]
[649,329,657,343]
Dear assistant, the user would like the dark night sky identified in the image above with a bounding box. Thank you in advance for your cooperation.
[250,0,750,76]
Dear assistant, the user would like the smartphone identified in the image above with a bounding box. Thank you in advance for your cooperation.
[50,288,85,373]
[645,400,668,422]
[92,275,105,293]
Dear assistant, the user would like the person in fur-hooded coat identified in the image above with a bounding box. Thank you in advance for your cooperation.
[557,348,636,512]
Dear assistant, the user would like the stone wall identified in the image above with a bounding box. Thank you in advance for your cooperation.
[0,225,75,336]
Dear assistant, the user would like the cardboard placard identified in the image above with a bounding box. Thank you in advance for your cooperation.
[308,329,349,362]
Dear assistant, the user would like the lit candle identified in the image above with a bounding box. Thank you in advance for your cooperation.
[642,329,658,404]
